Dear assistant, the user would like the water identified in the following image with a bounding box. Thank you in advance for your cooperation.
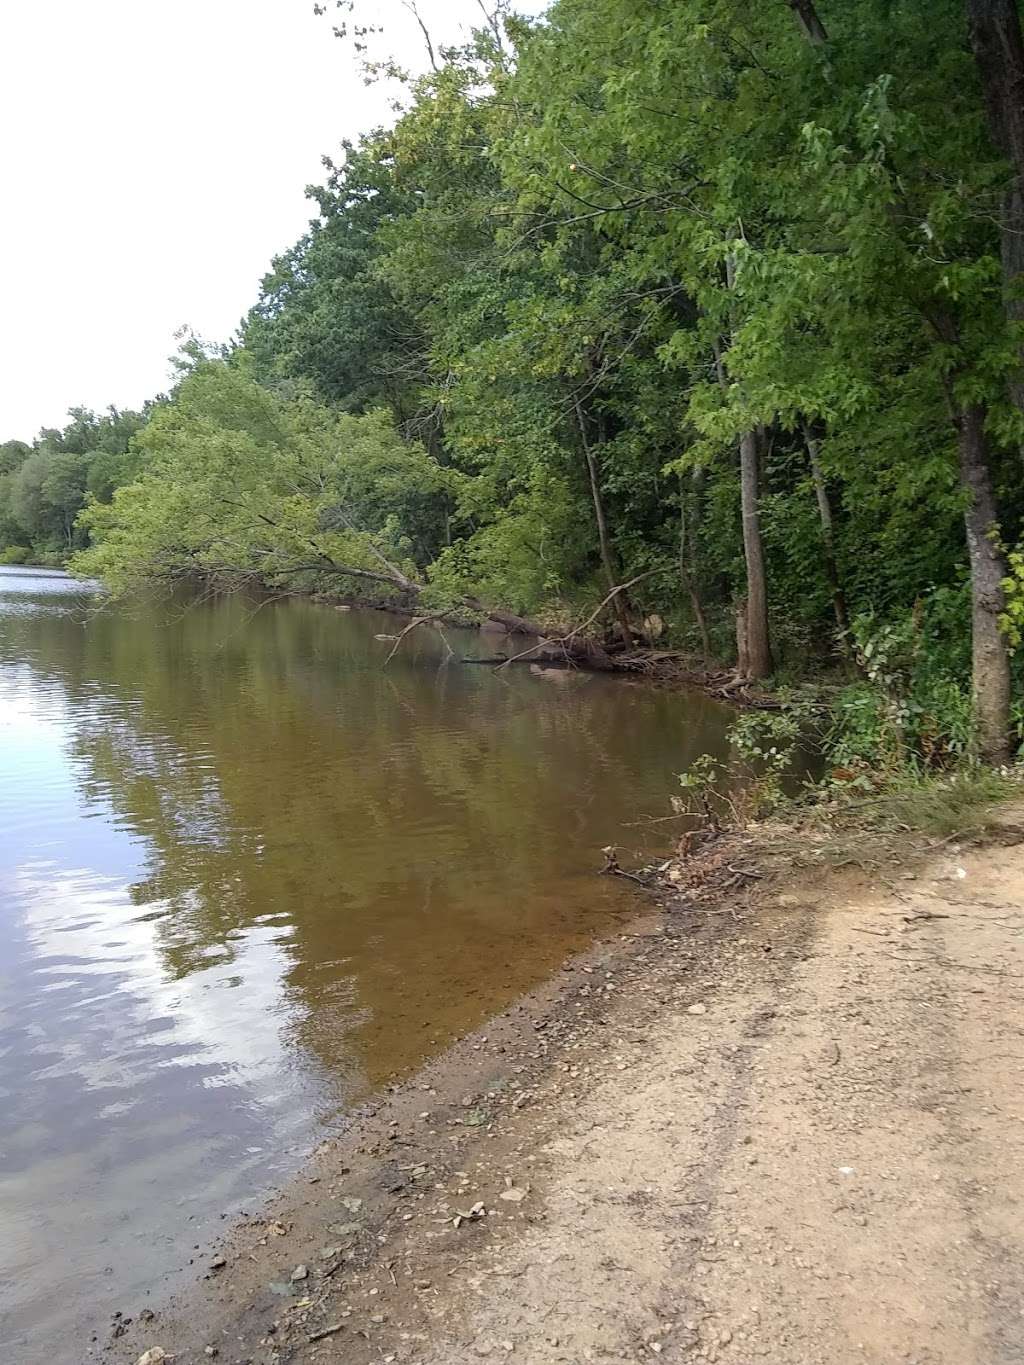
[0,567,733,1359]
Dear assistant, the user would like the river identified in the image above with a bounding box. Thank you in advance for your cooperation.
[0,566,732,1361]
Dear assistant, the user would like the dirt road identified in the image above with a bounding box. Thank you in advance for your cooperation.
[109,816,1024,1365]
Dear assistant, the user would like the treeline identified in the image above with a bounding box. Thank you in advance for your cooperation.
[35,0,1024,767]
[0,407,146,564]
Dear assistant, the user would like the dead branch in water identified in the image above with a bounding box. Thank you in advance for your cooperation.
[496,568,675,672]
[600,845,652,885]
[381,612,455,667]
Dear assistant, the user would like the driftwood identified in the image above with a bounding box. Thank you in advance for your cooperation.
[599,845,651,886]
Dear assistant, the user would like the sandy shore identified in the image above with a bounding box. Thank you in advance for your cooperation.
[100,813,1024,1365]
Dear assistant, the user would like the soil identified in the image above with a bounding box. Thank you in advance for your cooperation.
[98,809,1024,1365]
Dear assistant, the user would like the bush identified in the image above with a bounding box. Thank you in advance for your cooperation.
[0,545,30,565]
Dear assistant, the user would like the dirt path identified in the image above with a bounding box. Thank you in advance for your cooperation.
[108,816,1024,1365]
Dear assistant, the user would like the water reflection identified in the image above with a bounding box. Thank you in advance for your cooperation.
[0,569,732,1360]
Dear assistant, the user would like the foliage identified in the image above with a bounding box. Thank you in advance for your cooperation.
[72,360,456,598]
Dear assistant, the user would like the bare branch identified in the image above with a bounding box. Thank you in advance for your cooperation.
[496,567,674,671]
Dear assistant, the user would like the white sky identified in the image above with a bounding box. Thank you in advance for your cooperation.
[0,0,514,442]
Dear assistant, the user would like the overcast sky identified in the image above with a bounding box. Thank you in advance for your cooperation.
[0,0,515,442]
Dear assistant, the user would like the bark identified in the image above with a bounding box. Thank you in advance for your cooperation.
[679,471,712,662]
[803,421,849,636]
[734,598,750,681]
[574,396,632,642]
[966,0,1024,420]
[740,426,772,680]
[786,0,829,45]
[955,401,1013,765]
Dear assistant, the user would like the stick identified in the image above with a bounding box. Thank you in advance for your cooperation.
[382,611,452,666]
[307,1323,346,1342]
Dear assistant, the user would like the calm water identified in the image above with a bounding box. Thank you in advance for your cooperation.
[0,567,732,1360]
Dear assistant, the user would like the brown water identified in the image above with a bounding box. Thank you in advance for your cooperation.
[0,567,733,1361]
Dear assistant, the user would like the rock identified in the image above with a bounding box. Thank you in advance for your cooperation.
[290,1265,309,1282]
[268,1281,295,1297]
[687,1004,708,1016]
[327,1221,362,1239]
[135,1351,168,1365]
[340,1196,363,1214]
[209,1255,227,1271]
[138,1309,156,1324]
[414,1279,432,1290]
[319,1245,343,1261]
[204,1349,219,1359]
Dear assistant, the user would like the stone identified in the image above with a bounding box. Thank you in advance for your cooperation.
[327,1221,362,1238]
[135,1351,168,1365]
[687,1004,708,1016]
[290,1264,309,1282]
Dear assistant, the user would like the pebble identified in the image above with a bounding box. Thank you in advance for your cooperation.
[291,1264,309,1282]
[208,1256,227,1271]
[135,1351,167,1365]
[688,1004,708,1016]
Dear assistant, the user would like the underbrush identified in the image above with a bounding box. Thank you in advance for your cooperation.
[689,599,1022,836]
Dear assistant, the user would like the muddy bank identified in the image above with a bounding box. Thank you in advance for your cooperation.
[101,813,1024,1365]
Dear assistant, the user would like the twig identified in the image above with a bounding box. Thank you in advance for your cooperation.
[307,1323,346,1342]
[382,611,452,666]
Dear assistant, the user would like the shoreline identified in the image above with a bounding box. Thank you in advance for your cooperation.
[100,810,1024,1365]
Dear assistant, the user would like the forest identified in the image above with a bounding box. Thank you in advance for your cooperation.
[5,0,1024,774]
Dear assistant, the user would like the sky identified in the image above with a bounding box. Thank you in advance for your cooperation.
[0,0,512,442]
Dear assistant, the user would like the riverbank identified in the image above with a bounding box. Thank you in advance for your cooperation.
[105,808,1024,1365]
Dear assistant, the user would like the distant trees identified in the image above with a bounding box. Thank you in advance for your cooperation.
[0,407,146,562]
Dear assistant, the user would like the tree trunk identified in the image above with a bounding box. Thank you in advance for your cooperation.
[574,396,632,643]
[740,426,772,679]
[956,401,1013,764]
[679,471,712,662]
[966,0,1024,421]
[803,421,849,637]
[786,0,828,45]
[734,598,750,681]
